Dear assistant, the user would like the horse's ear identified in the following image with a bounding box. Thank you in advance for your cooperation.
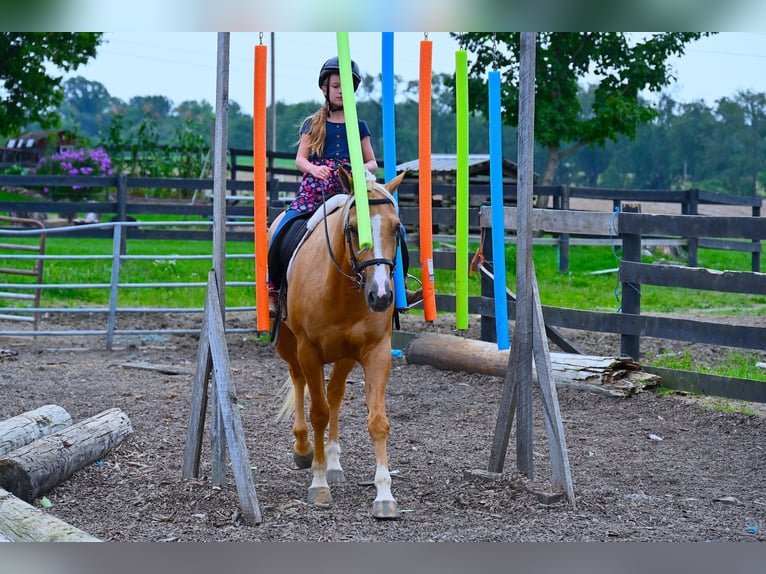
[338,166,353,193]
[385,168,408,193]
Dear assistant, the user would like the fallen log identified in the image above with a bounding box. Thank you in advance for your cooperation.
[404,333,659,397]
[0,408,132,503]
[0,405,73,457]
[0,487,100,542]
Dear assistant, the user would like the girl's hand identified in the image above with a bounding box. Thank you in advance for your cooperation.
[312,165,332,180]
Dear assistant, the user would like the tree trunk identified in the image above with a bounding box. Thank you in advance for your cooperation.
[404,333,659,397]
[0,405,73,457]
[0,487,100,542]
[0,408,132,502]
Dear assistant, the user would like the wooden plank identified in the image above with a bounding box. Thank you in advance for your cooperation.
[618,212,766,240]
[621,261,766,295]
[644,366,766,404]
[182,287,213,480]
[481,206,616,237]
[118,362,194,375]
[569,188,690,203]
[531,270,575,504]
[203,271,262,524]
[698,238,761,253]
[479,299,766,352]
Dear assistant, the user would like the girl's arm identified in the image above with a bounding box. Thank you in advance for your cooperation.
[361,136,378,175]
[295,135,332,180]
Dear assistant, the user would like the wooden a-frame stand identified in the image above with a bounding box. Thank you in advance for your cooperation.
[182,270,262,524]
[484,32,574,506]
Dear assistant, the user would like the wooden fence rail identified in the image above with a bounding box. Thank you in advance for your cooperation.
[1,174,764,372]
[479,206,766,363]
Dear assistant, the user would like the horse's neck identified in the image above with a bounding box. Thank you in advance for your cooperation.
[301,209,353,288]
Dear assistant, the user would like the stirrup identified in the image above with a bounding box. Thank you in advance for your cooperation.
[268,289,279,320]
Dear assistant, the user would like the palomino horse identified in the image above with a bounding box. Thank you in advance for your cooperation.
[268,167,407,519]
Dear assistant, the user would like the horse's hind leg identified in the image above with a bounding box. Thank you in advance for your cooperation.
[325,359,355,483]
[288,364,314,469]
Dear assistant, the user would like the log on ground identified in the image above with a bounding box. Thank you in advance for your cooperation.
[0,487,100,542]
[404,333,659,397]
[0,405,73,457]
[0,408,132,503]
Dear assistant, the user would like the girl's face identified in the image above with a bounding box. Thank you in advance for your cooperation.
[323,73,343,107]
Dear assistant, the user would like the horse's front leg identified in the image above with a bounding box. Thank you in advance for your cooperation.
[299,346,332,508]
[325,359,355,483]
[361,345,399,520]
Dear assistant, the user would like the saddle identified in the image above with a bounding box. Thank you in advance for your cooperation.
[267,195,411,341]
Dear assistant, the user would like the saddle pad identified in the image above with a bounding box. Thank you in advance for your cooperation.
[286,194,348,282]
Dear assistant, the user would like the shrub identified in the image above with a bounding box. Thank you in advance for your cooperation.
[34,147,115,200]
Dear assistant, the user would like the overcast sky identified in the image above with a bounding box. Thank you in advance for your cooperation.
[62,32,766,115]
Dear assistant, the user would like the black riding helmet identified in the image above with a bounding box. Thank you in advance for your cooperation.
[318,56,361,92]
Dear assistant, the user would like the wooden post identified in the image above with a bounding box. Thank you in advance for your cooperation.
[212,32,230,319]
[480,223,497,343]
[753,202,761,273]
[486,33,575,505]
[116,173,128,257]
[558,184,570,274]
[683,188,699,267]
[620,204,642,360]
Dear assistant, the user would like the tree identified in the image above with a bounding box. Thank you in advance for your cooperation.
[452,32,710,188]
[59,76,114,140]
[0,33,103,136]
[714,91,766,196]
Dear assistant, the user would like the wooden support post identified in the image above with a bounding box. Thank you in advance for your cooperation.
[558,184,570,274]
[182,270,262,524]
[686,188,699,267]
[486,33,575,505]
[0,408,132,503]
[620,204,642,360]
[480,224,497,343]
[0,405,72,457]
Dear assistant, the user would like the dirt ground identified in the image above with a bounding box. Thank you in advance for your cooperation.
[1,308,764,542]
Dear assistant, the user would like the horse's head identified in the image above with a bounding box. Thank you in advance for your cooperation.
[338,167,407,312]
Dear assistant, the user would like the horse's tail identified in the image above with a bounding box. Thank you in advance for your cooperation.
[275,375,296,422]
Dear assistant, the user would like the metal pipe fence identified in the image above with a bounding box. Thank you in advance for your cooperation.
[0,219,258,349]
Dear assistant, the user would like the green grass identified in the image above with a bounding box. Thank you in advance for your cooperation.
[646,349,766,382]
[1,236,259,309]
[0,189,35,202]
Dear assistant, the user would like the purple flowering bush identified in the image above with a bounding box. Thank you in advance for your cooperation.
[34,147,115,200]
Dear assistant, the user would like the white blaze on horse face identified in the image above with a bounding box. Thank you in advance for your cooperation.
[370,214,390,297]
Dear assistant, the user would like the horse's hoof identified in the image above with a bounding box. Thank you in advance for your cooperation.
[307,486,332,508]
[372,500,400,520]
[293,450,313,469]
[326,469,346,483]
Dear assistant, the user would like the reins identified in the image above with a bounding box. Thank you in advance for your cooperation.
[320,182,400,289]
